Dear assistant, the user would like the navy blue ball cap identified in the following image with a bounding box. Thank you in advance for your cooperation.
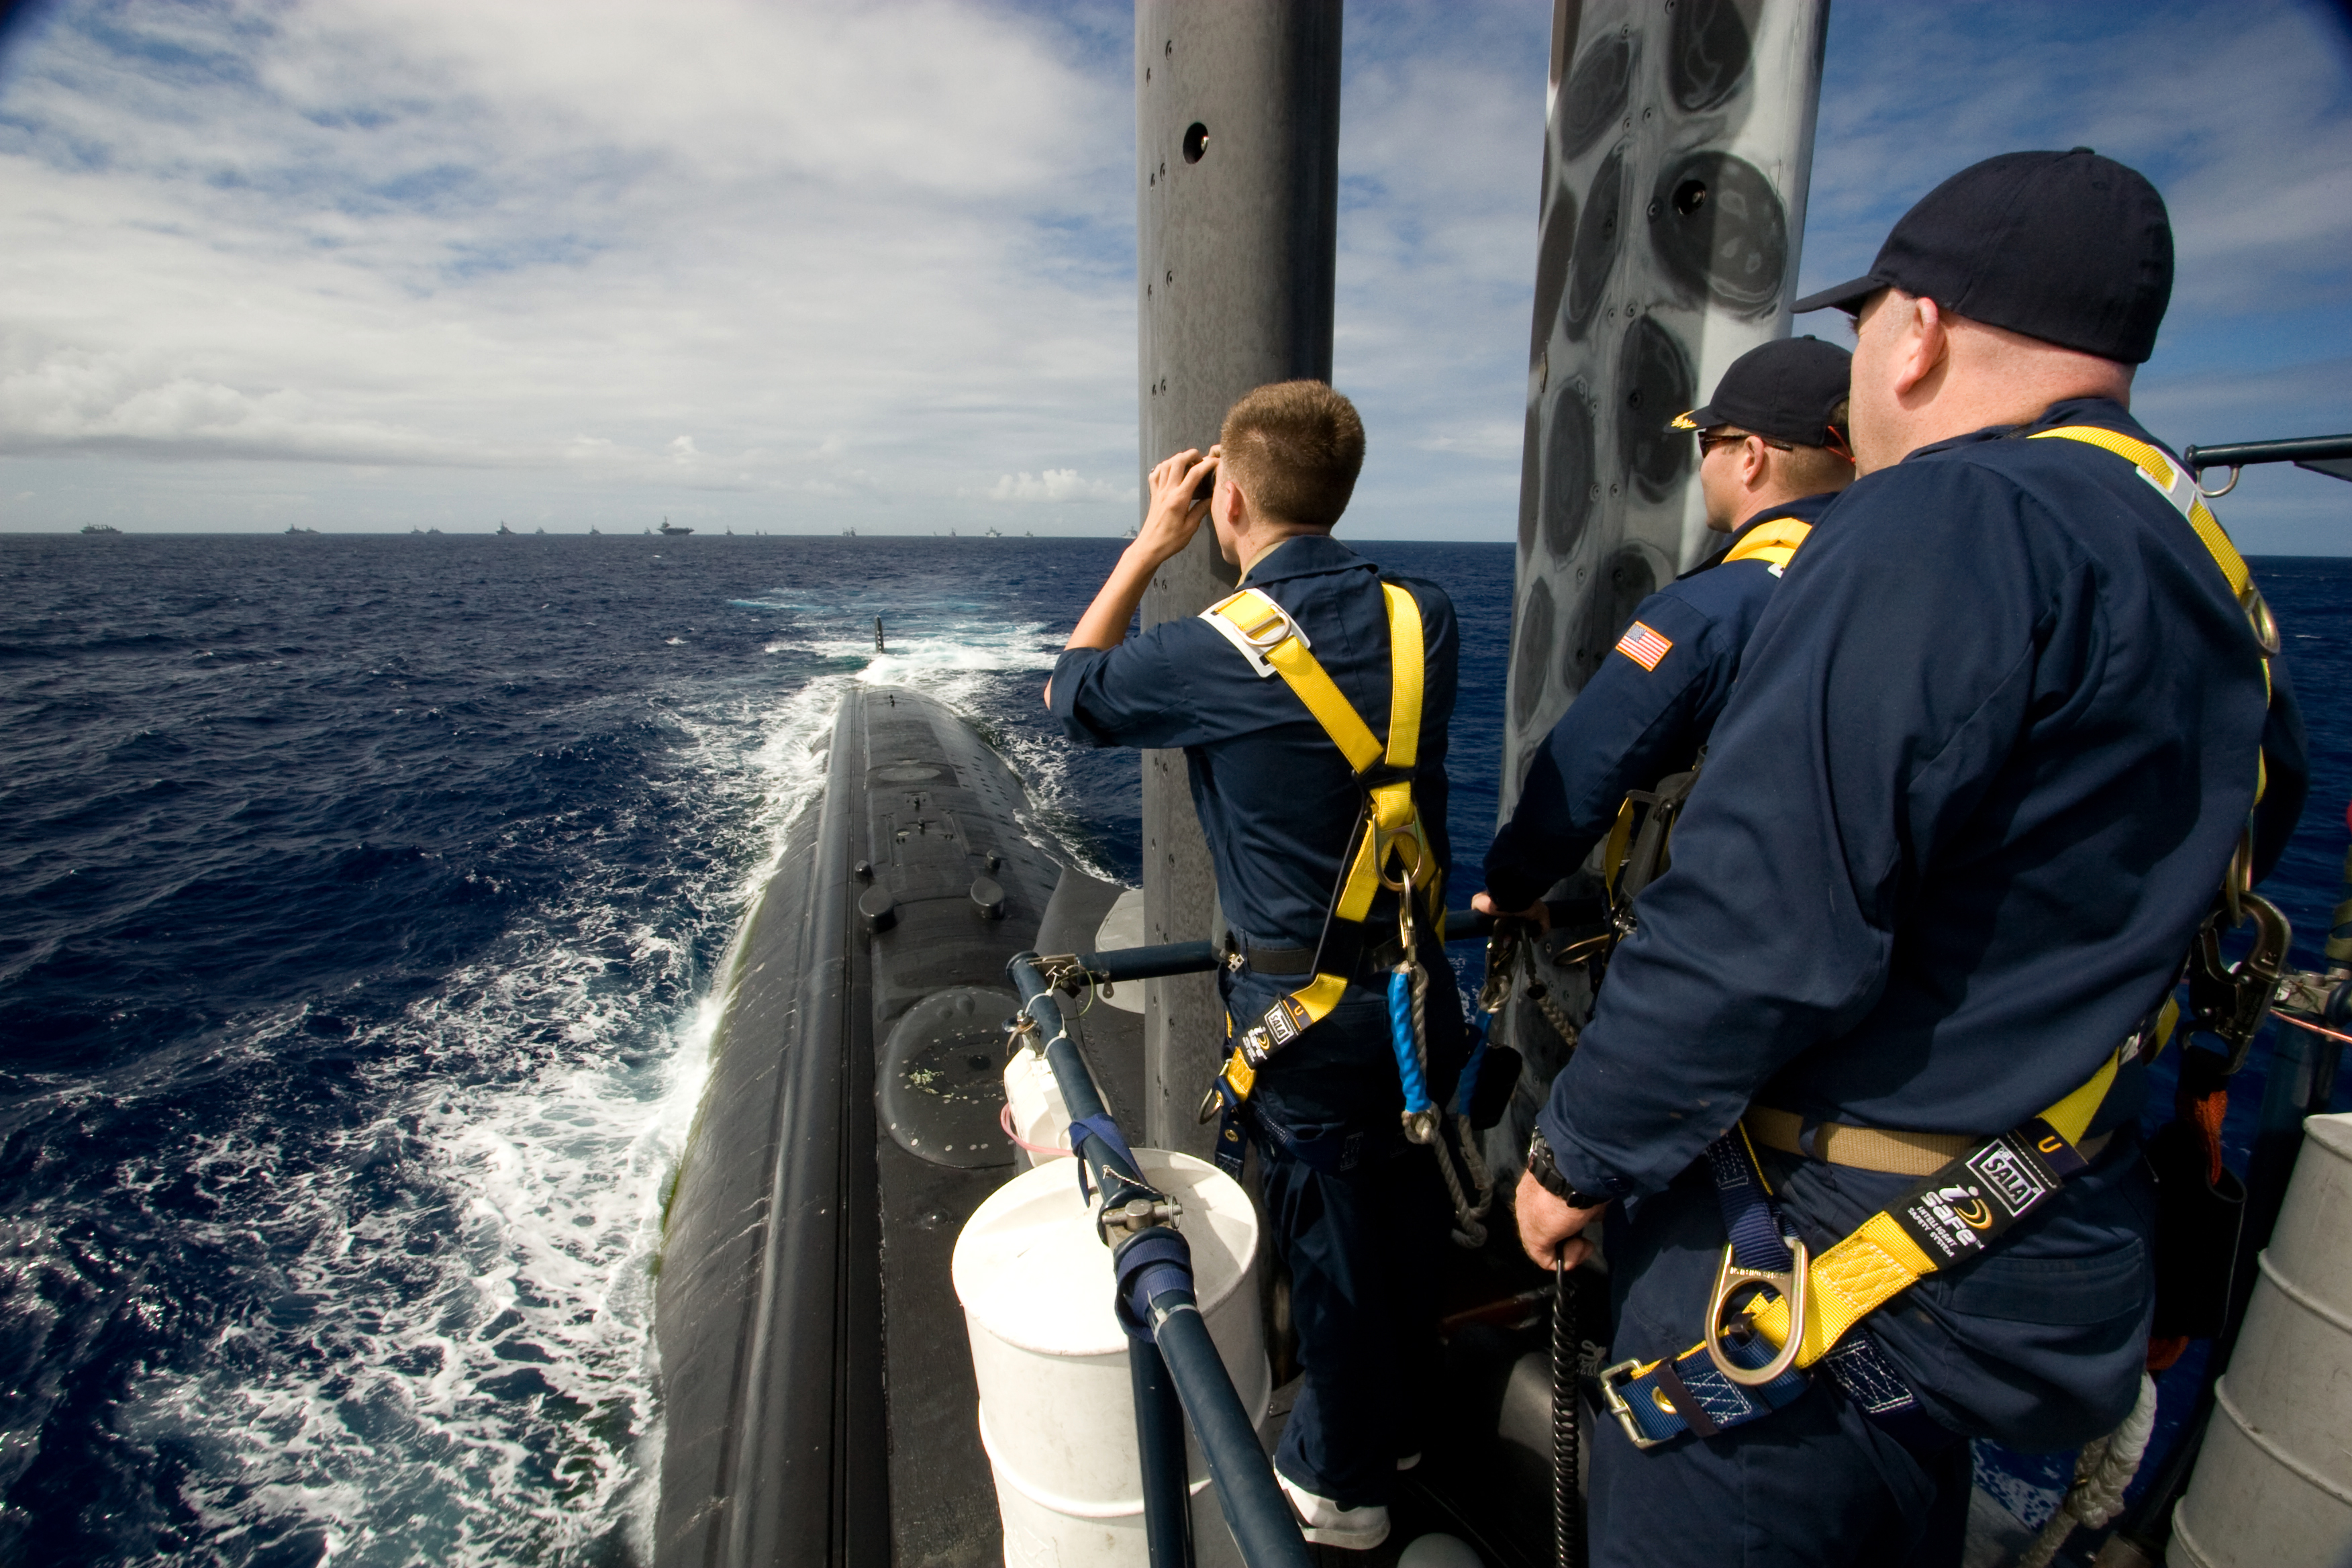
[1792,148,2173,364]
[1671,335,1853,448]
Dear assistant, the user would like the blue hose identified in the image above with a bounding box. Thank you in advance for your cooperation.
[1387,966,1434,1116]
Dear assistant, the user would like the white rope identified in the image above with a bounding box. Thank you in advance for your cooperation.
[1457,1112,1494,1196]
[1520,942,1582,1048]
[2014,1372,2159,1568]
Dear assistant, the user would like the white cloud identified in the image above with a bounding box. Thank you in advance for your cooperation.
[1794,0,2352,553]
[987,467,1127,503]
[0,0,2344,545]
[0,0,1137,531]
[1328,4,1549,537]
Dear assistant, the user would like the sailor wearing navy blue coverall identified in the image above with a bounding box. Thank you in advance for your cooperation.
[1477,334,1855,918]
[1046,381,1466,1551]
[1510,152,2309,1566]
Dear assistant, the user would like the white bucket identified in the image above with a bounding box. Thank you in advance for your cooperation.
[953,1148,1269,1568]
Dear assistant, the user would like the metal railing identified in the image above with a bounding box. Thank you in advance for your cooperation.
[1006,945,1310,1568]
[1001,910,1529,1563]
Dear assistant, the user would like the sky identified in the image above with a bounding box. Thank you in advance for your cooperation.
[0,0,2347,548]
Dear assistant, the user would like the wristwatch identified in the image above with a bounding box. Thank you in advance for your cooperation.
[1526,1127,1613,1211]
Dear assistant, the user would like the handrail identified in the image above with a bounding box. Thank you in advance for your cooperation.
[2182,434,2352,472]
[1007,950,1312,1568]
[1072,939,1223,983]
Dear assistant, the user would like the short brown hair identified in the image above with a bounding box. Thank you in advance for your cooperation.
[1777,397,1854,492]
[1219,381,1365,529]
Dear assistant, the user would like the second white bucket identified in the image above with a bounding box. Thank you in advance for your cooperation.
[952,1147,1269,1568]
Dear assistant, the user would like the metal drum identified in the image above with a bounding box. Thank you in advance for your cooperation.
[2172,1113,2352,1566]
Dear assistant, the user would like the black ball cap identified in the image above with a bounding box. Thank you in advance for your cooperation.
[1671,335,1853,448]
[1793,148,2173,364]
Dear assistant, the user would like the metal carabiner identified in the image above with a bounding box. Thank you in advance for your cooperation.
[2188,888,2295,1072]
[1703,1236,1809,1388]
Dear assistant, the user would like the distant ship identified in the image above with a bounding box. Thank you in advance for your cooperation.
[285,526,318,535]
[79,523,121,535]
[410,527,424,535]
[843,526,856,537]
[496,522,514,536]
[658,516,693,537]
[535,527,546,536]
[590,526,601,536]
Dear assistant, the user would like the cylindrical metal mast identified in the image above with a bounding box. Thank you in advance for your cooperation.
[1134,1,1344,1157]
[1489,0,1830,1186]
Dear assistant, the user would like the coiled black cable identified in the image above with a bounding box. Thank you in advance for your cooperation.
[1553,1254,1585,1568]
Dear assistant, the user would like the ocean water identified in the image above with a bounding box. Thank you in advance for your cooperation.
[0,532,2344,1564]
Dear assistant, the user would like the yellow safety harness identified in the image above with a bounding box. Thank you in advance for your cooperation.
[1718,515,1814,574]
[2030,427,2290,1066]
[1598,425,2288,1452]
[1195,581,1442,1126]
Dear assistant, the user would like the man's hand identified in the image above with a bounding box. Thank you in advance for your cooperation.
[1515,1167,1605,1271]
[1050,446,1222,692]
[1473,889,1551,932]
[1132,446,1219,568]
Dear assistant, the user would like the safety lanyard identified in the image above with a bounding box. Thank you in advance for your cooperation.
[1194,581,1439,1167]
[1599,1048,2122,1451]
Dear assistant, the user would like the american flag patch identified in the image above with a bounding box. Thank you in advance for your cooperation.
[1614,620,1673,671]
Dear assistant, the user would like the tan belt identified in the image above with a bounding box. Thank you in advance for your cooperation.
[1743,1106,2111,1177]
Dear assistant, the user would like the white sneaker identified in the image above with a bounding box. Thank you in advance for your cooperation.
[1277,1469,1392,1551]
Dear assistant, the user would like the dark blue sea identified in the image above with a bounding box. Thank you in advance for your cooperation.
[0,533,2344,1564]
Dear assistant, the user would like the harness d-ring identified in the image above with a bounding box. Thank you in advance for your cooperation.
[1704,1236,1809,1388]
[1376,832,1425,893]
[2196,464,2243,499]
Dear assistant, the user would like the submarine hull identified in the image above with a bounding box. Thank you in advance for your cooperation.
[654,685,1151,1568]
[654,683,1569,1567]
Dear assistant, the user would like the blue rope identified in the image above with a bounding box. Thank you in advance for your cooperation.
[1387,967,1434,1116]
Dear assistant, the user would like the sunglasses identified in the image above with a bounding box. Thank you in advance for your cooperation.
[1695,430,1794,456]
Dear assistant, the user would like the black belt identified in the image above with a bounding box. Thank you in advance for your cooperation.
[1234,935,1404,985]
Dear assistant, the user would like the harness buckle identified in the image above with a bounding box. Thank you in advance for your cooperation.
[1598,1359,1670,1452]
[1704,1236,1809,1388]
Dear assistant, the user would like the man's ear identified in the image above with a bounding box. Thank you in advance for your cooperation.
[1893,295,1949,400]
[1217,474,1248,533]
